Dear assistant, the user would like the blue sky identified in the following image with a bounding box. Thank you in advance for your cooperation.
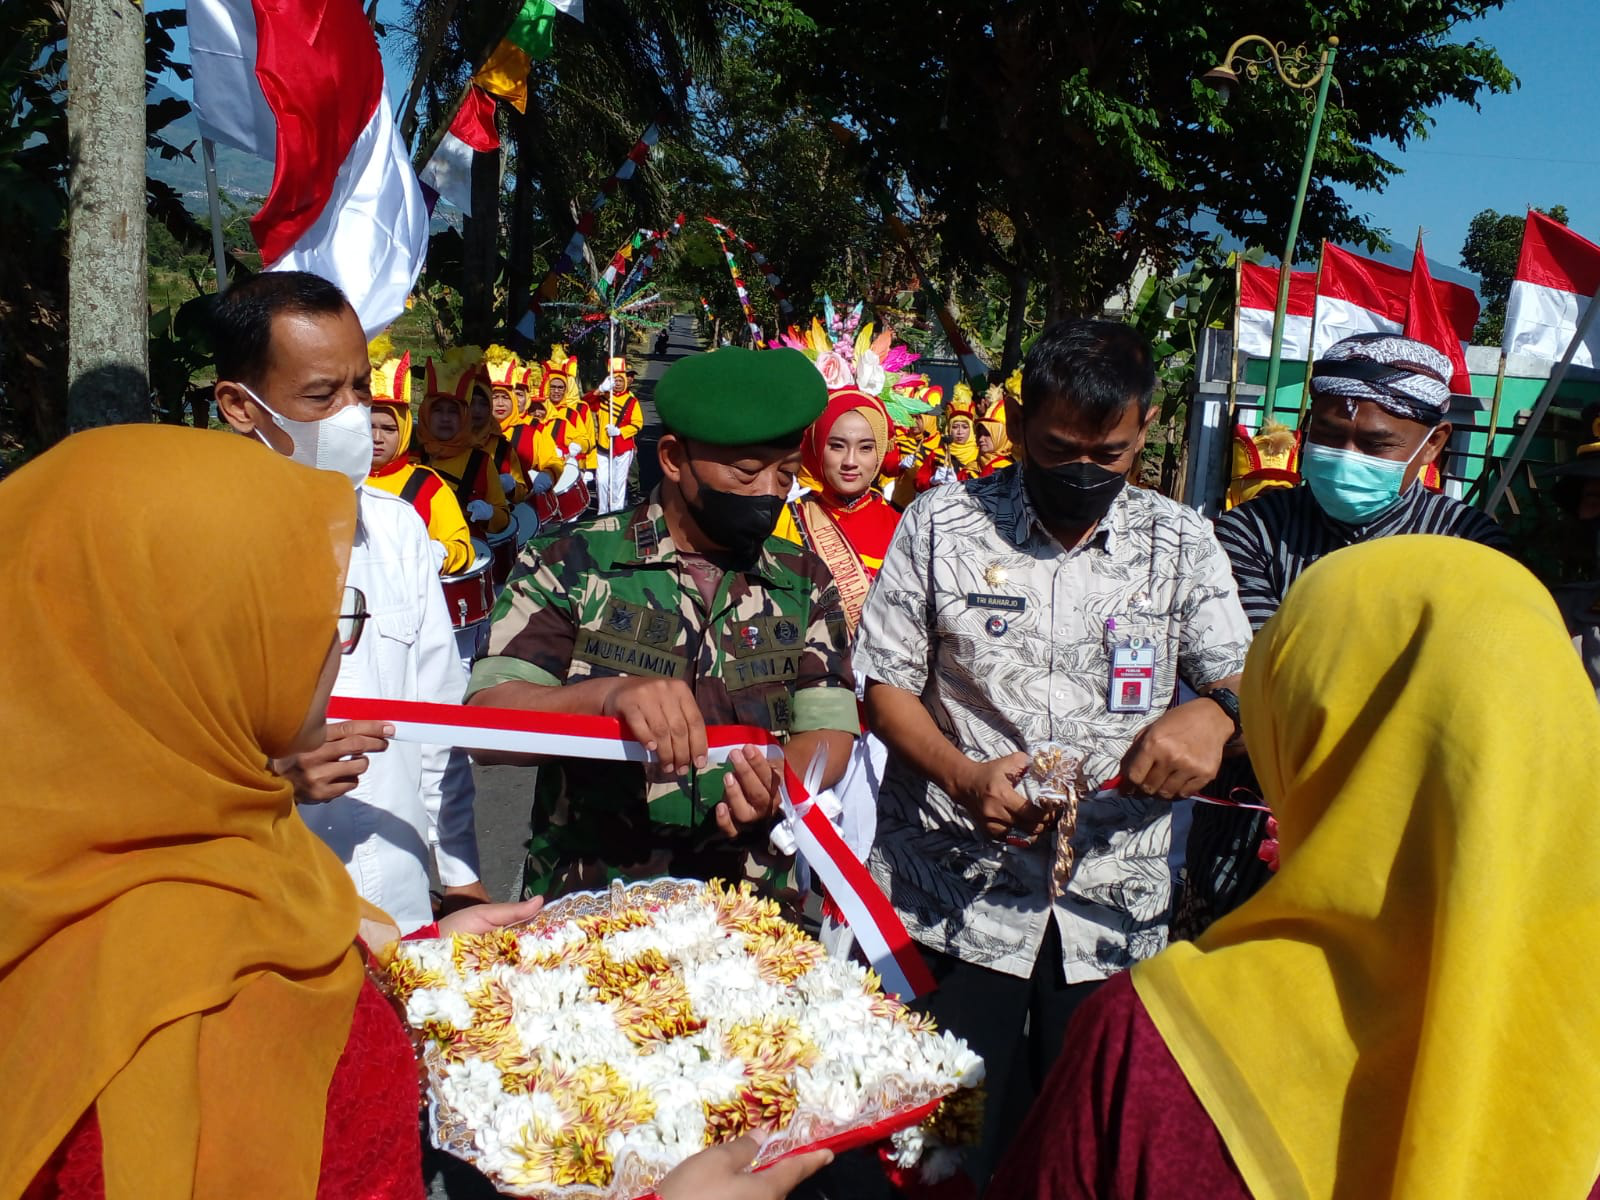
[156,0,1596,286]
[1331,0,1600,277]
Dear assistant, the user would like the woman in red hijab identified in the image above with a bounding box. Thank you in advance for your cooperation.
[775,388,902,633]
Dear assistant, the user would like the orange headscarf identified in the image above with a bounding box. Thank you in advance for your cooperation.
[417,391,475,461]
[0,425,366,1199]
[801,388,890,498]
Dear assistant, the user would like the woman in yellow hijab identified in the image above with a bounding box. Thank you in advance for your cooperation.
[987,536,1600,1200]
[0,426,553,1200]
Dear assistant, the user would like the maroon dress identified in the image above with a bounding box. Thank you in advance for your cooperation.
[24,978,424,1200]
[987,972,1600,1200]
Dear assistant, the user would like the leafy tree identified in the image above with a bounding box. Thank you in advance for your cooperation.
[1461,204,1568,345]
[758,0,1516,355]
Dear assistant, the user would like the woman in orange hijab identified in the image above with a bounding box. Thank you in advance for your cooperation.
[0,426,534,1199]
[775,388,902,634]
[2,425,830,1200]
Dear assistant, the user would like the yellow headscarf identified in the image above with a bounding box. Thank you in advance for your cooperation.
[1134,536,1600,1200]
[976,414,1012,469]
[945,392,979,469]
[370,349,413,464]
[0,425,366,1199]
[417,391,475,461]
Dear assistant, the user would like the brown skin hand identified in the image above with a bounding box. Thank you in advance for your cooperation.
[1305,395,1449,491]
[214,305,373,444]
[473,432,851,823]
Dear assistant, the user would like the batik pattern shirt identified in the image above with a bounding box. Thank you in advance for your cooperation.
[467,490,858,899]
[857,467,1251,982]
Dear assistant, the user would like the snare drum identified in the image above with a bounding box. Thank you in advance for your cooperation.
[486,521,517,588]
[511,501,540,549]
[533,462,591,528]
[440,541,494,630]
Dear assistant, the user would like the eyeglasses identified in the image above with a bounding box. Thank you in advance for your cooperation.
[338,586,370,655]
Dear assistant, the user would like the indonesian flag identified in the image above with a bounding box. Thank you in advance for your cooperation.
[1405,238,1474,394]
[1237,261,1315,361]
[188,0,428,338]
[1502,210,1600,368]
[1313,244,1479,361]
[418,86,501,216]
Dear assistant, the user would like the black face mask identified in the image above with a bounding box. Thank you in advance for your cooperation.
[1023,458,1126,527]
[684,463,785,562]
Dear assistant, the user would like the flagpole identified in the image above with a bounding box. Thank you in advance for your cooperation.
[1225,257,1242,429]
[200,137,229,295]
[1482,285,1600,516]
[1261,38,1339,419]
[1294,241,1327,427]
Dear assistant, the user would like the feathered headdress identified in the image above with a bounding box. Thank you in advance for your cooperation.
[775,296,938,427]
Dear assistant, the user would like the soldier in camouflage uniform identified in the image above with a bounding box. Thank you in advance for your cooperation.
[467,347,860,900]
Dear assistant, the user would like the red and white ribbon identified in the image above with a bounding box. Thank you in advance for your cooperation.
[779,759,936,1001]
[326,696,773,764]
[324,696,934,998]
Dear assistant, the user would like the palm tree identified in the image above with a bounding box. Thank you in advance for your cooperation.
[397,0,719,341]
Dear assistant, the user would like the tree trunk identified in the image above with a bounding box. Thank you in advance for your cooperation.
[1001,268,1030,373]
[461,145,501,343]
[504,108,537,337]
[67,0,148,431]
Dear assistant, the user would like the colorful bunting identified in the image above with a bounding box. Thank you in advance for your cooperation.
[703,216,794,317]
[473,0,583,113]
[515,119,665,341]
[710,223,763,344]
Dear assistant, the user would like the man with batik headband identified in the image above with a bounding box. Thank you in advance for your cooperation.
[1187,333,1514,940]
[1216,332,1510,633]
[595,355,644,514]
[465,347,859,905]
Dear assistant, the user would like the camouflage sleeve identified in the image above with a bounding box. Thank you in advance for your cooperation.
[791,560,859,736]
[466,542,577,698]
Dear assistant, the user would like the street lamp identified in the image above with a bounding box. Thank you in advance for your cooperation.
[1202,34,1338,421]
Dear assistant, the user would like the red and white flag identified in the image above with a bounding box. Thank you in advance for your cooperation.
[188,0,427,337]
[1406,238,1475,394]
[1502,210,1600,368]
[1237,262,1315,361]
[418,86,501,216]
[1313,244,1478,361]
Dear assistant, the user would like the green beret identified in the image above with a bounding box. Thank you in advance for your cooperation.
[655,347,826,445]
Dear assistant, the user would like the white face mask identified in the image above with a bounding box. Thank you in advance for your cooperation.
[239,383,373,489]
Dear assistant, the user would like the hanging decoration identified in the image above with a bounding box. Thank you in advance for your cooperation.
[703,216,794,318]
[514,116,666,341]
[709,223,764,345]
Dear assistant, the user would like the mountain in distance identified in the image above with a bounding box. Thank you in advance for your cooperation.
[146,85,275,209]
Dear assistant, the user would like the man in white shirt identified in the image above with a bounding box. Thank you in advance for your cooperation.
[211,271,485,932]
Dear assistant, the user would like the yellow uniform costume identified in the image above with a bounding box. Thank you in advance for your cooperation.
[365,350,473,575]
[420,350,511,536]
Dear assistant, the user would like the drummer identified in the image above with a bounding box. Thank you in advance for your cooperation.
[465,347,859,904]
[543,347,594,467]
[419,353,512,537]
[364,347,474,575]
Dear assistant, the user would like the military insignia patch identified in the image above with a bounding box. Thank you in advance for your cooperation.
[772,618,800,646]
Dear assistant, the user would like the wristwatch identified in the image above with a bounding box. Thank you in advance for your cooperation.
[1204,687,1243,738]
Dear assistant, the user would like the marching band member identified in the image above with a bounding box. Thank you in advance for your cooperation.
[594,355,643,514]
[419,351,512,536]
[915,384,981,491]
[473,347,532,507]
[364,347,473,575]
[976,411,1015,476]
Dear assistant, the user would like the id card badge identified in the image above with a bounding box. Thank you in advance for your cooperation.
[1108,636,1156,713]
